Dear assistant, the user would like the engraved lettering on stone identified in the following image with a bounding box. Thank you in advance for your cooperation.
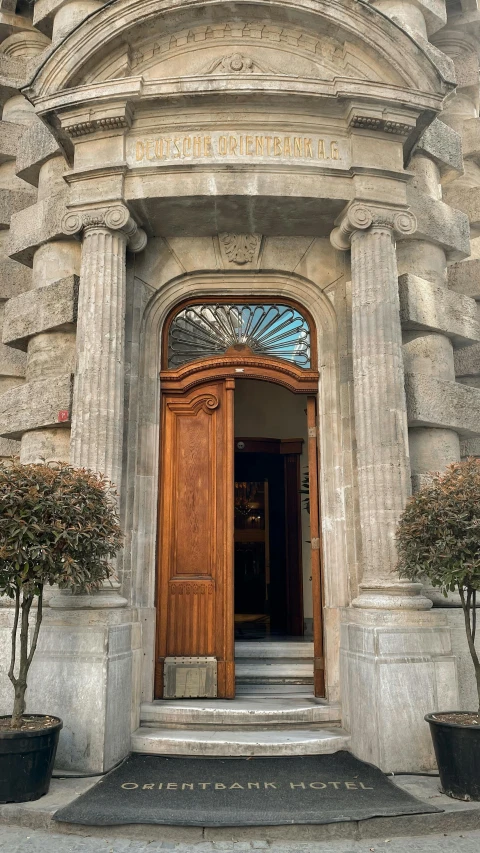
[220,234,259,264]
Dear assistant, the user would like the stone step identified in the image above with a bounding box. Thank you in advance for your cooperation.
[140,697,341,727]
[131,726,350,757]
[235,662,313,683]
[235,641,314,659]
[235,683,315,696]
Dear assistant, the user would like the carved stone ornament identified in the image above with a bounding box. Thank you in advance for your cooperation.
[203,52,275,75]
[330,202,416,251]
[219,233,260,264]
[62,204,147,253]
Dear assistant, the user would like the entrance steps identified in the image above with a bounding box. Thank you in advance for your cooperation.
[132,641,347,757]
[131,723,349,757]
[235,640,315,694]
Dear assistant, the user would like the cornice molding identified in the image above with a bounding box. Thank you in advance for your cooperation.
[330,201,417,250]
[62,203,147,252]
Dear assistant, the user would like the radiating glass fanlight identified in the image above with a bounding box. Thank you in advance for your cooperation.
[168,303,311,368]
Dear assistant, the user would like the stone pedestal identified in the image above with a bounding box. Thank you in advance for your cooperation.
[340,608,458,772]
[0,605,141,773]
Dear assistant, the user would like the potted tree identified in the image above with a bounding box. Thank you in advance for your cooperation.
[0,459,122,803]
[396,457,480,801]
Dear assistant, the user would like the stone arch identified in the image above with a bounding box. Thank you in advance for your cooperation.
[130,270,349,702]
[27,0,454,101]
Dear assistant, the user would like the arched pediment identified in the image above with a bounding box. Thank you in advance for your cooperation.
[26,0,454,106]
[80,18,402,87]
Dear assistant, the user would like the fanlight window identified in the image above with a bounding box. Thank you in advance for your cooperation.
[167,303,311,369]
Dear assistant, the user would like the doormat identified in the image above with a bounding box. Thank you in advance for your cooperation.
[53,751,442,827]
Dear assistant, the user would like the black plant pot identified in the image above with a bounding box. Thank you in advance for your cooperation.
[0,715,62,803]
[425,712,480,801]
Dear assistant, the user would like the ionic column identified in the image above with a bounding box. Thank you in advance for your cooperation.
[51,205,146,610]
[331,202,432,610]
[62,204,146,493]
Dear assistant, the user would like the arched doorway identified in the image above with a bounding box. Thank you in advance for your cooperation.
[155,301,324,699]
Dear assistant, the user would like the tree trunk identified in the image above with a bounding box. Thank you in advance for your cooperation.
[459,586,480,716]
[9,588,44,729]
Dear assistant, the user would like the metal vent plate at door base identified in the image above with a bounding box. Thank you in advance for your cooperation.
[163,656,218,698]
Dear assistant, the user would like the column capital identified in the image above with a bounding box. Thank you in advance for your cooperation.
[62,203,147,253]
[330,201,417,251]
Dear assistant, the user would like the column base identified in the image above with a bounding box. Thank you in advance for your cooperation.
[340,607,458,772]
[352,581,433,610]
[50,578,127,609]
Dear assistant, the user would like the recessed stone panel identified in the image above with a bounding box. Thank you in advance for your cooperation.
[3,275,79,350]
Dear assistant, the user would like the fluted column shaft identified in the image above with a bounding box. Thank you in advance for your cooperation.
[71,225,127,491]
[331,202,431,610]
[350,225,411,587]
[52,205,146,610]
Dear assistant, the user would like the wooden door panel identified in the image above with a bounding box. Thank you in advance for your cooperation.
[156,381,235,698]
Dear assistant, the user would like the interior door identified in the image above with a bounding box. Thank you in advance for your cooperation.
[156,378,235,698]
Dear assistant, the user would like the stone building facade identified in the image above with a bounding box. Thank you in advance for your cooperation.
[0,0,480,775]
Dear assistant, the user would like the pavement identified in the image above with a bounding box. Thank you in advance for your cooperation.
[0,773,479,850]
[1,826,480,852]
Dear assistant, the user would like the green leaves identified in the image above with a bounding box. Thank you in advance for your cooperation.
[397,458,480,597]
[0,459,123,597]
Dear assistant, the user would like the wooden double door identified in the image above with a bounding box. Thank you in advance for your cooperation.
[155,367,324,699]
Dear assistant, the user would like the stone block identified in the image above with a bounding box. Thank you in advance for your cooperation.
[0,53,26,104]
[3,275,78,350]
[0,187,37,229]
[461,436,480,456]
[461,117,480,164]
[414,119,463,183]
[0,436,18,457]
[455,341,480,377]
[448,257,480,298]
[399,273,480,345]
[340,608,458,772]
[0,10,36,40]
[0,247,31,299]
[0,301,25,377]
[0,372,72,438]
[412,0,447,34]
[0,120,21,164]
[406,186,470,260]
[442,184,480,236]
[33,0,66,32]
[15,121,61,187]
[405,371,480,436]
[7,192,69,267]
